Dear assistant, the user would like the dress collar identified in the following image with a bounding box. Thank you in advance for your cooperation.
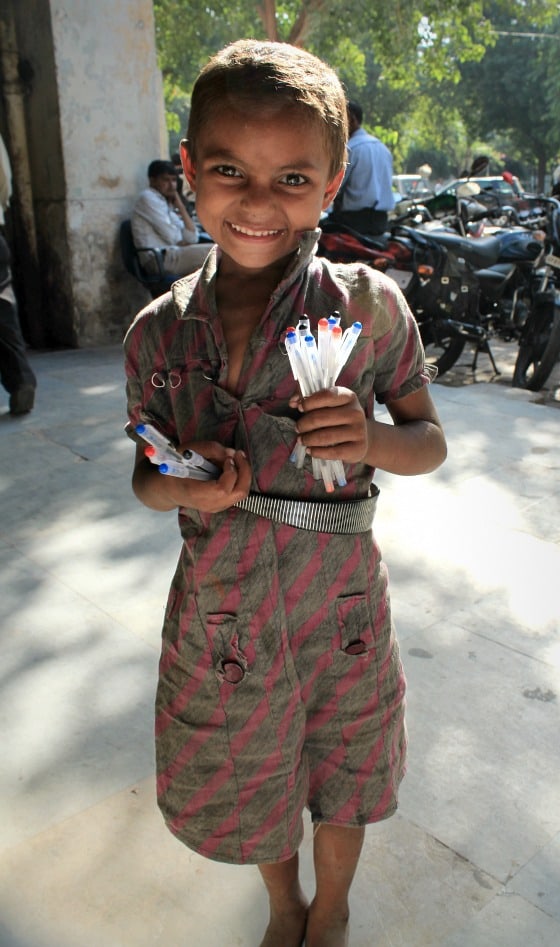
[172,229,321,320]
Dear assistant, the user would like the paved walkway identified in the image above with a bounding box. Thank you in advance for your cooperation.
[0,343,558,947]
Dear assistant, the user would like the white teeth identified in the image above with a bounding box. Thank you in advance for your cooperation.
[231,222,279,237]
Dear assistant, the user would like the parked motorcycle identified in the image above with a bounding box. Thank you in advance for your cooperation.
[403,221,545,378]
[318,206,559,389]
[393,176,546,239]
[512,196,560,390]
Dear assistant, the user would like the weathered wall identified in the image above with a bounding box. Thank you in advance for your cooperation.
[5,0,167,346]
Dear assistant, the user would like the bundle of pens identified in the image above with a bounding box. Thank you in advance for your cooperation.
[285,313,362,493]
[135,422,220,480]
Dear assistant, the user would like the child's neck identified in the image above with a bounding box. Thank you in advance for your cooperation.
[215,252,294,395]
[218,251,293,293]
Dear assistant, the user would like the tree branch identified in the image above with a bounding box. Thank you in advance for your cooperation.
[288,0,327,47]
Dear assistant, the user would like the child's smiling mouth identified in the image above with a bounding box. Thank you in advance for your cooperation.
[228,221,285,238]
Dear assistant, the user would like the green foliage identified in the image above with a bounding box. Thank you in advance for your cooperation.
[153,0,560,187]
[458,2,560,186]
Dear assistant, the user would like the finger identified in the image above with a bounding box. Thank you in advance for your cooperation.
[300,422,360,448]
[298,418,368,462]
[287,385,304,410]
[296,406,363,436]
[213,450,251,498]
[304,432,368,464]
[306,443,365,463]
[230,450,252,494]
[295,387,355,411]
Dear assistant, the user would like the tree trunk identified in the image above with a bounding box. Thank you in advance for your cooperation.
[537,153,547,194]
[257,0,280,41]
[289,0,326,47]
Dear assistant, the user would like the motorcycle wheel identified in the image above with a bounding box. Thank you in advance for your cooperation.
[419,321,466,377]
[512,299,560,391]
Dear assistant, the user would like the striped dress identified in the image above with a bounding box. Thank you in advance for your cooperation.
[124,230,433,865]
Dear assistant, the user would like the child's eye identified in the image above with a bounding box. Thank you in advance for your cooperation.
[280,172,308,187]
[215,164,242,178]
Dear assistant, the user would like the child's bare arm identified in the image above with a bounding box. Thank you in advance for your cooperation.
[290,386,447,476]
[131,441,252,512]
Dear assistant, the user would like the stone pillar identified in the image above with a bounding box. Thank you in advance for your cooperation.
[1,0,167,346]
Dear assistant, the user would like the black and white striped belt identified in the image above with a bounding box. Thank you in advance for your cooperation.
[235,485,379,534]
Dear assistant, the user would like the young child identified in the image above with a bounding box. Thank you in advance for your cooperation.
[124,39,447,947]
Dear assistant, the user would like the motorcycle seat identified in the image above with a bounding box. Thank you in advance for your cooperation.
[320,218,389,251]
[425,231,503,268]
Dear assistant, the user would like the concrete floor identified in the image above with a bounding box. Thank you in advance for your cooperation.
[0,342,559,946]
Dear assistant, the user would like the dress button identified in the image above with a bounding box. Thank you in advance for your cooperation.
[222,660,245,683]
[344,640,367,655]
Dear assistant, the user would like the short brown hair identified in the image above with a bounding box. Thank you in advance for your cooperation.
[185,39,348,178]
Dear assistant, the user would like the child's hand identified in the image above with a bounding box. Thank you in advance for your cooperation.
[171,441,252,512]
[133,440,252,513]
[289,387,368,464]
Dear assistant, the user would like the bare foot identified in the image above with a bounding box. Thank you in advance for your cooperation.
[305,900,349,947]
[259,898,308,947]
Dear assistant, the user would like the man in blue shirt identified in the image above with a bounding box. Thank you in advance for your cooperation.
[329,101,395,237]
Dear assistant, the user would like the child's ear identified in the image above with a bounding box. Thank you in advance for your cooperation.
[180,139,196,191]
[322,167,346,209]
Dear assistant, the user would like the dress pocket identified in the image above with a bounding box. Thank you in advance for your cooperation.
[335,594,376,658]
[206,613,250,687]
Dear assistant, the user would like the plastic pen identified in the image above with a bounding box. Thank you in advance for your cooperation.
[285,331,306,389]
[334,322,362,381]
[286,332,337,492]
[159,446,220,480]
[296,315,310,345]
[158,459,217,481]
[144,444,168,466]
[302,334,323,390]
[317,317,330,379]
[325,324,342,387]
[136,422,220,480]
[182,448,220,477]
[286,332,310,468]
[135,423,185,464]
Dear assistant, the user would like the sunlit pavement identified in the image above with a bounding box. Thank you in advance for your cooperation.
[0,342,558,947]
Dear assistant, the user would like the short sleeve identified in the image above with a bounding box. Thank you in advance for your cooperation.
[123,297,173,429]
[369,271,436,403]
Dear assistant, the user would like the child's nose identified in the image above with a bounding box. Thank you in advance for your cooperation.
[242,180,272,208]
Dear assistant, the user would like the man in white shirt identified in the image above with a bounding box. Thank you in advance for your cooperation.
[131,160,210,276]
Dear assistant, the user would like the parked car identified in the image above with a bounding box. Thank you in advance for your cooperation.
[392,174,433,201]
[430,174,546,227]
[437,175,522,207]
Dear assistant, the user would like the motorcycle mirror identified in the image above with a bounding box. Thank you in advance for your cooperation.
[470,155,490,177]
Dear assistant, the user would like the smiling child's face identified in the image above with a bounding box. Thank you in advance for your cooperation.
[181,104,344,273]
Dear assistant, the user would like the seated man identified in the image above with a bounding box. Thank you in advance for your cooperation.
[131,160,209,277]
